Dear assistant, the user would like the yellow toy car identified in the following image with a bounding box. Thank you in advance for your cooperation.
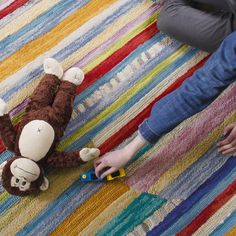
[106,168,126,181]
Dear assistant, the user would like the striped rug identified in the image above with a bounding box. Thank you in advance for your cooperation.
[0,0,235,235]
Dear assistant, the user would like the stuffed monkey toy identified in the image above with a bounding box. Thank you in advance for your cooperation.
[0,58,100,196]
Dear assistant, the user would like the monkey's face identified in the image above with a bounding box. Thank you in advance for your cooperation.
[0,157,49,196]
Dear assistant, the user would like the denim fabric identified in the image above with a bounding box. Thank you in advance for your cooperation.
[139,31,236,143]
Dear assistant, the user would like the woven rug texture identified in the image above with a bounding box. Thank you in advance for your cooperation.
[0,0,236,235]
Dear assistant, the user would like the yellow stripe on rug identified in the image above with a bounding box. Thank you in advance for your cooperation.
[51,181,131,235]
[225,227,236,236]
[0,0,117,81]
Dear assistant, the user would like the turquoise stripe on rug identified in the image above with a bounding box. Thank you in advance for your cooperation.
[96,192,166,236]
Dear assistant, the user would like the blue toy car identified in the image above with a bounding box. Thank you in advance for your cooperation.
[80,171,103,182]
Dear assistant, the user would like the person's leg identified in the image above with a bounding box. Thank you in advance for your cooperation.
[194,0,232,11]
[158,0,236,52]
[26,58,63,112]
[139,32,236,143]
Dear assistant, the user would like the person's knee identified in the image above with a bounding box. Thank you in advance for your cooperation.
[157,9,172,34]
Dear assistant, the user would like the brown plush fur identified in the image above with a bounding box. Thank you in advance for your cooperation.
[0,74,86,196]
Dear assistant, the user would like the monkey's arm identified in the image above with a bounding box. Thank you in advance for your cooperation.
[47,148,100,168]
[0,114,16,152]
[47,150,85,168]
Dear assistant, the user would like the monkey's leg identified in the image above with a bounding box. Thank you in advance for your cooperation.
[52,67,84,131]
[26,58,63,112]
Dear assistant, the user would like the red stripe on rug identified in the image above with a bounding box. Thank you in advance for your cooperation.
[99,56,209,155]
[0,0,29,19]
[76,22,158,94]
[177,179,236,236]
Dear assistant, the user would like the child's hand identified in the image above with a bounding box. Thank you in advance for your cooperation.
[94,148,132,178]
[217,122,236,155]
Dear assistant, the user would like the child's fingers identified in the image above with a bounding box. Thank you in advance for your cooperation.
[95,162,107,177]
[101,167,117,179]
[218,139,236,153]
[222,147,236,155]
[217,132,236,146]
[223,124,235,135]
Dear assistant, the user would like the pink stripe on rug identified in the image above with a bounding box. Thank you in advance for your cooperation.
[75,4,159,68]
[125,85,236,192]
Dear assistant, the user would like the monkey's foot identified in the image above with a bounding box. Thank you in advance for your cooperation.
[62,67,84,86]
[80,148,100,162]
[43,58,64,79]
[0,98,8,116]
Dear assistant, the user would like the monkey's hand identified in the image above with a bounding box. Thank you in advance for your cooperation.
[80,148,100,162]
[0,99,8,116]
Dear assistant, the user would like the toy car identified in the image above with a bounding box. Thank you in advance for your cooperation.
[80,171,103,182]
[106,168,126,181]
[80,168,126,182]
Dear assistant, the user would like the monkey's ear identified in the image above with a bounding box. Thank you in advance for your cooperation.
[39,177,49,191]
[0,161,7,181]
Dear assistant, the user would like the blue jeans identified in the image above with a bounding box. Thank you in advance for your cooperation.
[139,31,236,144]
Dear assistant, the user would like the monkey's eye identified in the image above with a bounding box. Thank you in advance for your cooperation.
[10,176,20,187]
[19,180,30,191]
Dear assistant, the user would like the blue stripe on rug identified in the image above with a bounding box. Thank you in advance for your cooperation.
[0,150,14,165]
[0,195,20,216]
[147,156,236,236]
[159,143,231,200]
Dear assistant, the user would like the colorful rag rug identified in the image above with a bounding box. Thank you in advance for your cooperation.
[0,0,236,235]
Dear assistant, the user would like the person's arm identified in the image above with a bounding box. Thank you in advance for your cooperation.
[94,135,146,178]
[139,32,236,144]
